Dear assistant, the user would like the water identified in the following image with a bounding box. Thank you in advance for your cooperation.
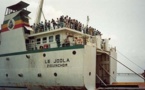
[117,74,144,82]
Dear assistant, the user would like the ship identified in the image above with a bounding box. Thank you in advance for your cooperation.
[0,0,144,90]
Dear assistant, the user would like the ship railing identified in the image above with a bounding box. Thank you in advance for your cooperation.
[26,41,83,51]
[32,25,101,36]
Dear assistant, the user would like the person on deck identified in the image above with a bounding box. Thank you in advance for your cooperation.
[51,19,57,29]
[47,20,51,31]
[56,18,60,29]
[60,15,64,28]
[44,20,47,31]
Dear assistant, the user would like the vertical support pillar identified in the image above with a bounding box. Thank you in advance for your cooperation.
[35,0,44,24]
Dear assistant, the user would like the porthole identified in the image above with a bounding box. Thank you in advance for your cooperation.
[43,53,46,57]
[6,74,8,77]
[89,72,91,76]
[72,51,76,55]
[38,73,42,77]
[26,55,30,59]
[18,74,23,77]
[54,73,57,77]
[6,58,10,61]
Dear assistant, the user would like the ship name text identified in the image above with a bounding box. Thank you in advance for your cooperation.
[45,58,70,68]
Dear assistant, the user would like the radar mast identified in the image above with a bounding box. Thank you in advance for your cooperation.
[35,0,44,24]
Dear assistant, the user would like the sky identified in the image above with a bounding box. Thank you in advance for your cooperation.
[1,0,145,75]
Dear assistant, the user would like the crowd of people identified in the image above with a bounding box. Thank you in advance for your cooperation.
[31,15,102,36]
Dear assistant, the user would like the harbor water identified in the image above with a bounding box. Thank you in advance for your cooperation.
[117,73,144,82]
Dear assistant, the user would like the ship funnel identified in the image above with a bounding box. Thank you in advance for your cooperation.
[95,35,102,49]
[104,39,110,51]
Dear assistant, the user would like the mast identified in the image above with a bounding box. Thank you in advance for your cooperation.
[35,0,44,24]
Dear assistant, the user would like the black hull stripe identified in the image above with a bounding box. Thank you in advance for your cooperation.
[0,86,27,89]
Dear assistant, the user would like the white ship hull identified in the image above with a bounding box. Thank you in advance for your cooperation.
[0,1,117,90]
[0,45,97,90]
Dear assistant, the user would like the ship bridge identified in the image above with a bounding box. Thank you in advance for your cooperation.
[5,1,29,16]
[1,1,31,33]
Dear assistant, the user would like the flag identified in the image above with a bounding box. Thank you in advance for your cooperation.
[24,15,31,19]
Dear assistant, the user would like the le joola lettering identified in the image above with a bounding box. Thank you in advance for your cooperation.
[45,58,70,68]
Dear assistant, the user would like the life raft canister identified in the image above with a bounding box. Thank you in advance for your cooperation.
[76,38,83,44]
[44,44,49,49]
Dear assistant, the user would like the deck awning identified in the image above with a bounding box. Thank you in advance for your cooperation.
[7,1,29,10]
[24,26,34,31]
[20,9,31,16]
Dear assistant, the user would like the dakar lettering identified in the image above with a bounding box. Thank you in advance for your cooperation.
[47,64,67,68]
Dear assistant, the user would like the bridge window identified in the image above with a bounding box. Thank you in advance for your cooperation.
[43,37,47,43]
[37,38,41,44]
[49,36,53,42]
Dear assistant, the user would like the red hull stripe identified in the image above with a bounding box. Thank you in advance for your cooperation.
[1,24,29,33]
[0,28,9,32]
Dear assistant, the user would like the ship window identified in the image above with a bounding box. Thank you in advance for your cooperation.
[49,36,53,42]
[31,40,34,43]
[37,38,41,44]
[25,39,29,44]
[43,37,47,43]
[55,34,60,42]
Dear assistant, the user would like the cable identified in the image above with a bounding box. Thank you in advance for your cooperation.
[99,64,116,81]
[109,53,145,80]
[117,50,144,71]
[98,49,145,80]
[96,74,107,86]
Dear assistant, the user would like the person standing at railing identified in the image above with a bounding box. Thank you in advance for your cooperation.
[64,16,67,27]
[68,17,71,28]
[47,20,51,31]
[51,19,57,30]
[74,20,78,30]
[81,24,85,33]
[32,23,36,33]
[56,18,60,29]
[60,15,64,28]
[40,21,44,32]
[44,20,47,31]
[35,24,39,33]
[70,19,73,29]
[85,25,88,34]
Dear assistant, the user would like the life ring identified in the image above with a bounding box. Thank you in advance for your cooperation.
[39,46,43,49]
[44,44,49,49]
[66,32,73,38]
[66,32,69,35]
[76,38,83,45]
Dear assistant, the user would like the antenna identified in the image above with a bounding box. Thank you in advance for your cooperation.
[35,0,44,24]
[86,16,89,26]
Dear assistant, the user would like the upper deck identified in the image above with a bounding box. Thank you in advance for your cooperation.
[26,27,95,51]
